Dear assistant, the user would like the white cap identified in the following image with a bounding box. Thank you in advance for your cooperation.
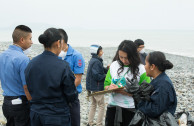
[90,45,100,54]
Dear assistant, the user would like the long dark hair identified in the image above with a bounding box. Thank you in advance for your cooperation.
[147,51,173,72]
[115,40,141,79]
[112,50,119,62]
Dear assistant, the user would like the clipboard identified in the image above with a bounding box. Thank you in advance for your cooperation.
[88,87,124,97]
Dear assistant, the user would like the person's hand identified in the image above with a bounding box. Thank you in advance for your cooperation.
[105,84,118,90]
[114,88,132,96]
[109,84,118,90]
[107,64,110,69]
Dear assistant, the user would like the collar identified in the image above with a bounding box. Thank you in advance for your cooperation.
[9,45,24,53]
[92,54,103,62]
[66,44,74,56]
[42,50,58,57]
[151,72,166,83]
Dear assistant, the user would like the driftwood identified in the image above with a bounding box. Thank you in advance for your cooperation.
[88,87,124,97]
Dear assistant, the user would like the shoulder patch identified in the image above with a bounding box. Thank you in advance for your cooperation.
[78,59,82,67]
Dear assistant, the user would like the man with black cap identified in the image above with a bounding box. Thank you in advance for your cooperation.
[134,39,147,65]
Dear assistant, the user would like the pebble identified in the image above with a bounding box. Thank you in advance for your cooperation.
[0,42,194,126]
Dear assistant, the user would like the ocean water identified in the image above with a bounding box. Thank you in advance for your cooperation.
[0,30,194,57]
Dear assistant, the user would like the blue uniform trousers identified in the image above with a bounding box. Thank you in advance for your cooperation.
[2,96,30,126]
[70,99,80,126]
[30,111,71,126]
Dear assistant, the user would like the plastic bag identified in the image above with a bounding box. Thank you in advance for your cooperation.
[175,111,194,126]
[129,110,178,126]
[124,78,154,103]
[139,81,154,101]
[124,78,139,94]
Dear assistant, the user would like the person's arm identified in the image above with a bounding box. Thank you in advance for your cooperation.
[139,72,151,85]
[104,64,110,74]
[20,58,32,100]
[104,69,112,90]
[104,69,119,90]
[74,74,82,87]
[103,67,108,74]
[138,90,166,117]
[23,85,32,101]
[91,62,106,82]
[73,53,85,87]
[137,82,171,118]
[62,66,78,103]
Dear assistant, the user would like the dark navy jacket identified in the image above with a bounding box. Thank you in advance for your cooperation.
[137,72,177,118]
[86,54,107,91]
[139,52,147,65]
[25,51,78,116]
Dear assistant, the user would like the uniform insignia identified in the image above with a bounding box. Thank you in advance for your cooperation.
[78,59,82,67]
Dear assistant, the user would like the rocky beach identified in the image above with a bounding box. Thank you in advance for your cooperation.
[0,42,194,126]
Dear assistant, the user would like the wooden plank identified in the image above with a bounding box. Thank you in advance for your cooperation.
[88,87,124,96]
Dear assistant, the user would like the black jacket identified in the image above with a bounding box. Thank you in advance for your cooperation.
[139,53,147,65]
[137,72,177,118]
[86,54,107,91]
[25,51,78,116]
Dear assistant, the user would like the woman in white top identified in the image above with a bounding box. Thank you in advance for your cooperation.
[104,40,150,126]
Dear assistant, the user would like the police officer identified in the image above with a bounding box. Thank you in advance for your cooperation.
[58,29,85,126]
[25,28,78,126]
[0,25,32,126]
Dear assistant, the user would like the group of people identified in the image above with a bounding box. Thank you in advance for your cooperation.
[0,25,177,126]
[85,34,177,125]
[0,25,84,126]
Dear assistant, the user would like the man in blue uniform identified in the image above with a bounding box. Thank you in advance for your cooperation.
[58,29,85,126]
[0,25,32,126]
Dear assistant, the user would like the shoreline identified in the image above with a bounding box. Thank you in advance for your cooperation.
[1,41,194,58]
[0,42,194,126]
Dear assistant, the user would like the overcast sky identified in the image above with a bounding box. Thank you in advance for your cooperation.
[0,0,194,30]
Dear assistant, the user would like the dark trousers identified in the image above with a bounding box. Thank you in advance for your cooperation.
[30,111,71,126]
[70,99,80,126]
[2,96,30,126]
[105,106,135,126]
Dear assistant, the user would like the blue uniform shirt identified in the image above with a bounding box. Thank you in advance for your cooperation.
[0,45,29,96]
[59,44,85,93]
